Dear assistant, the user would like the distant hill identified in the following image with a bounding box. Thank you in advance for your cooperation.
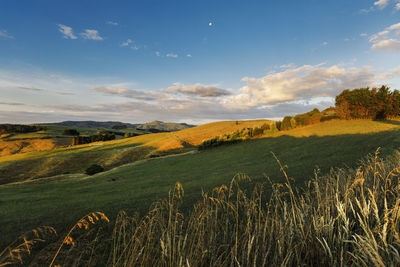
[41,121,136,129]
[42,120,195,132]
[137,120,195,132]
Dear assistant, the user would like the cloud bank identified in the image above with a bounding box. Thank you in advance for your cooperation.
[1,64,400,124]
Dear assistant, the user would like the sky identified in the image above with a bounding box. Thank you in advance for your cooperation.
[1,0,400,124]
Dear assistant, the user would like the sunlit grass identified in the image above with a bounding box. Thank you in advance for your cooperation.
[3,149,400,266]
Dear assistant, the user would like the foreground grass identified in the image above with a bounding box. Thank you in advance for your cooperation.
[2,149,400,266]
[1,120,400,249]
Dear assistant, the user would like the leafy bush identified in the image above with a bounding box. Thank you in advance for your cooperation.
[320,115,339,122]
[335,86,400,119]
[124,132,140,138]
[62,129,80,136]
[85,164,104,175]
[281,116,294,131]
[294,108,322,126]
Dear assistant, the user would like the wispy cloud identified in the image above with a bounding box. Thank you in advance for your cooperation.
[57,24,77,39]
[166,53,178,58]
[186,54,192,58]
[121,39,133,47]
[0,101,25,106]
[155,51,161,57]
[18,86,43,91]
[0,30,14,39]
[360,33,368,37]
[131,45,139,50]
[106,21,118,26]
[369,22,400,51]
[374,0,390,9]
[280,63,296,69]
[90,86,161,101]
[322,41,328,46]
[57,91,75,96]
[80,29,104,40]
[362,0,400,12]
[167,83,231,97]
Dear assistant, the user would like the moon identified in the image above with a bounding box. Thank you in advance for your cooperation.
[208,22,213,26]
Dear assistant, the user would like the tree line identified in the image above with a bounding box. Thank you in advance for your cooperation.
[335,85,400,119]
[0,124,46,135]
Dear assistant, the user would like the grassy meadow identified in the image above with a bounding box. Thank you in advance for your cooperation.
[0,120,272,184]
[1,119,400,252]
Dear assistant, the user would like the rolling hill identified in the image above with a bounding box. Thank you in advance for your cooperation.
[43,120,195,131]
[1,119,400,248]
[0,119,272,184]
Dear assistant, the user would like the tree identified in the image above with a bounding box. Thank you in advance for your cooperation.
[62,129,80,136]
[85,164,104,175]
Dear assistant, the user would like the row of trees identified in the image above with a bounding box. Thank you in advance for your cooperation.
[0,124,46,135]
[279,108,338,131]
[335,86,400,119]
[199,123,277,150]
[71,132,116,145]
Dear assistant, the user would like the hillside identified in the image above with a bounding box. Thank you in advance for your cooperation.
[1,119,400,248]
[0,119,272,184]
[137,120,194,131]
[44,120,195,132]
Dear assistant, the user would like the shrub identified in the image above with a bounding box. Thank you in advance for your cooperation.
[85,164,104,175]
[275,121,282,131]
[320,115,339,122]
[62,129,80,136]
[281,116,293,131]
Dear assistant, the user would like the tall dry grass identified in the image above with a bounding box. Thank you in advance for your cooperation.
[107,149,400,266]
[2,149,400,266]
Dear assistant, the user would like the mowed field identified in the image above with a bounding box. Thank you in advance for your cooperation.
[1,119,400,247]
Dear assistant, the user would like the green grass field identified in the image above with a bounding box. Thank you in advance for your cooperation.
[1,119,400,248]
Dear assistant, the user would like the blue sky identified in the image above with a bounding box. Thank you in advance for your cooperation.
[1,0,400,124]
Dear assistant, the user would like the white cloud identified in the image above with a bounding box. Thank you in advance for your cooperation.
[155,51,161,57]
[388,22,400,35]
[369,22,400,51]
[374,0,389,9]
[107,21,118,26]
[167,83,231,97]
[396,2,400,10]
[372,39,400,51]
[360,33,368,37]
[80,29,104,40]
[186,54,192,57]
[2,63,400,124]
[131,45,139,50]
[222,64,389,109]
[57,24,77,39]
[322,41,328,46]
[166,53,178,58]
[121,39,133,47]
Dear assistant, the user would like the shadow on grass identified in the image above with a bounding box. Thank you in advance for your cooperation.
[1,128,400,248]
[375,119,400,126]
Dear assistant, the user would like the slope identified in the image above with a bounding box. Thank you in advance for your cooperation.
[1,119,400,247]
